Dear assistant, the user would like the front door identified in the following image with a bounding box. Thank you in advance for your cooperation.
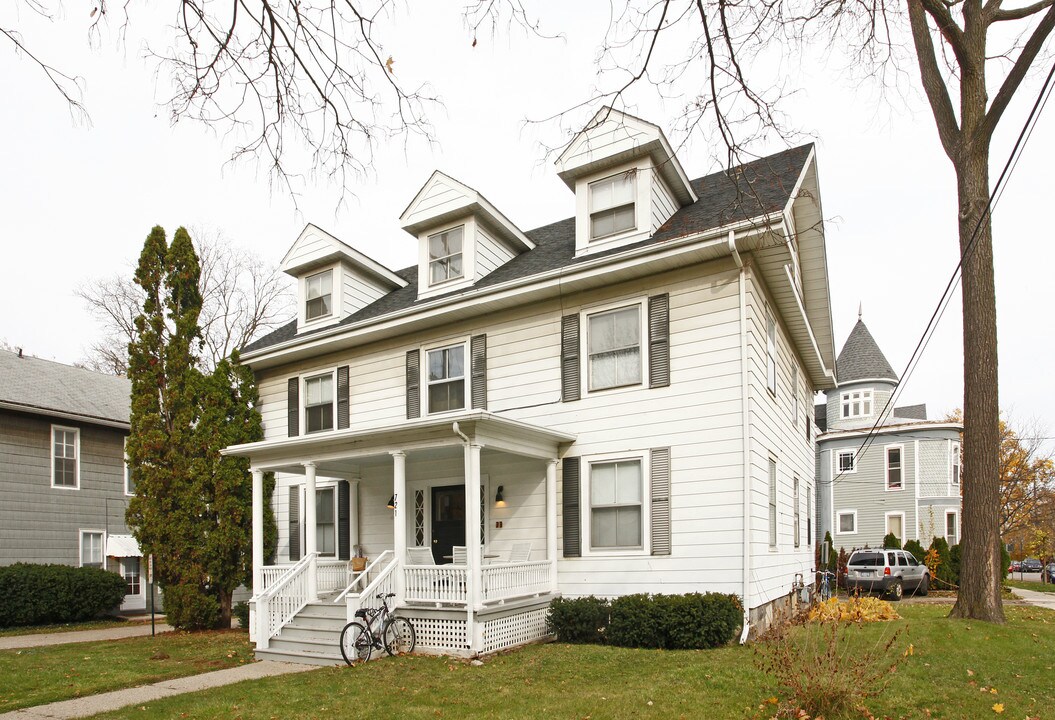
[431,484,465,564]
[119,557,146,612]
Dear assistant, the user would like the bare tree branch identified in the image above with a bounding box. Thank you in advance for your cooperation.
[909,0,963,159]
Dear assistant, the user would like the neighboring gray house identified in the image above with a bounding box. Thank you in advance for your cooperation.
[815,316,963,551]
[0,349,148,612]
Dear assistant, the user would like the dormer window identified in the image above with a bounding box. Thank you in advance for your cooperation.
[426,343,465,413]
[304,373,334,433]
[841,389,873,419]
[590,172,637,240]
[305,270,333,321]
[428,226,464,285]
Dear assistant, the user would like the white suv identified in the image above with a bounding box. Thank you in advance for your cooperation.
[844,549,930,600]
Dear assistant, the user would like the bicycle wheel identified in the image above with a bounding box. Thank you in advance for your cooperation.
[339,621,372,665]
[382,616,416,656]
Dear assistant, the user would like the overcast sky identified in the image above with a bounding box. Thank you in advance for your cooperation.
[2,2,1052,437]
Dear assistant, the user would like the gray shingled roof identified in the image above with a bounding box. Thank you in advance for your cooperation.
[835,319,898,384]
[0,350,130,425]
[245,144,814,354]
[814,403,828,433]
[893,403,928,421]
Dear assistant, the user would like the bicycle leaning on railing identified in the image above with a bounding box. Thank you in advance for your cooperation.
[339,592,417,665]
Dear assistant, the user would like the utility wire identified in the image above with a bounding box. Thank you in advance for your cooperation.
[824,55,1055,488]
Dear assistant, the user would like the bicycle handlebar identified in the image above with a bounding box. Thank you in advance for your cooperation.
[376,592,396,600]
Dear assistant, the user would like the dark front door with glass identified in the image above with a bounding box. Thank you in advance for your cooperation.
[431,484,465,564]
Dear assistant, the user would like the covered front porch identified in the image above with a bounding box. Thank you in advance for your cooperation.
[226,412,573,657]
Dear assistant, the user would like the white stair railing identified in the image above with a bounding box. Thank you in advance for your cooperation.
[254,552,314,650]
[336,551,397,623]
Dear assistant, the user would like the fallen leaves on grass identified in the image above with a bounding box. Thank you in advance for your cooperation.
[807,597,900,624]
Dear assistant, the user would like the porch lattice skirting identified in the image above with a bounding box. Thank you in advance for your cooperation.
[408,616,469,652]
[481,607,550,654]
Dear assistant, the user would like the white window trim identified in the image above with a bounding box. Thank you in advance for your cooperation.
[766,311,777,396]
[792,365,799,423]
[427,224,466,287]
[793,475,800,549]
[885,511,906,542]
[51,424,81,490]
[950,441,961,486]
[421,337,470,416]
[835,449,858,475]
[945,509,959,546]
[885,444,905,492]
[768,456,778,550]
[840,388,874,419]
[78,529,106,568]
[580,450,650,557]
[588,170,638,242]
[124,437,134,496]
[121,557,144,598]
[298,262,341,329]
[835,509,858,535]
[580,296,648,396]
[302,367,338,435]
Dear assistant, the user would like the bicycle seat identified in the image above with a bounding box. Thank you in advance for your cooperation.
[377,592,396,599]
[354,608,369,619]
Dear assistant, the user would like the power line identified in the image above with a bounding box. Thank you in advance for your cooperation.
[827,55,1055,489]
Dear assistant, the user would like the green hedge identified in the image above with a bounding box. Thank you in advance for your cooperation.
[164,585,220,630]
[548,593,742,650]
[0,563,126,627]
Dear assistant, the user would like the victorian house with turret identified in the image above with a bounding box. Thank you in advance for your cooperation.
[814,316,963,551]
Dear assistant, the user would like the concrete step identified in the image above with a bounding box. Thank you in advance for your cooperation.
[256,646,346,667]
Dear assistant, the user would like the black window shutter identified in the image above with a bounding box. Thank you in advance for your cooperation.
[288,486,301,561]
[406,350,421,419]
[562,457,581,558]
[337,480,350,561]
[561,314,581,402]
[337,365,350,430]
[471,334,487,410]
[650,447,672,555]
[649,294,671,388]
[287,378,300,437]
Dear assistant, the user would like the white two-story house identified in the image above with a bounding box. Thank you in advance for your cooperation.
[225,109,838,663]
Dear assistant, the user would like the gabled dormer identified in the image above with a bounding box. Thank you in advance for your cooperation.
[281,224,407,333]
[555,108,697,257]
[400,172,534,301]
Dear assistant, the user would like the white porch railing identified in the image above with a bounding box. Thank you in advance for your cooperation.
[260,559,351,594]
[255,552,314,650]
[404,564,469,605]
[482,561,552,604]
[339,551,397,623]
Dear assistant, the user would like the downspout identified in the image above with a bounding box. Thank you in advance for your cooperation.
[730,231,752,644]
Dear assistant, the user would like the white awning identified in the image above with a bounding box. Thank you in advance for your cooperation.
[106,534,141,558]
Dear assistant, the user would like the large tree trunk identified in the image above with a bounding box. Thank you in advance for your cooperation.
[948,139,1005,622]
[218,590,233,629]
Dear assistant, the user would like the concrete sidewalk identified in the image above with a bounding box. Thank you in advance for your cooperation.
[0,624,174,651]
[1013,587,1055,611]
[0,661,315,719]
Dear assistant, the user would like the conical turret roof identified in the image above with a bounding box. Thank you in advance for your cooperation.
[836,319,898,384]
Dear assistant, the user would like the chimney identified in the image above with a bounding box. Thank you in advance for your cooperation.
[17,348,23,359]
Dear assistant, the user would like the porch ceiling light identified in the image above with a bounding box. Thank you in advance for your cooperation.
[495,485,505,506]
[387,494,397,510]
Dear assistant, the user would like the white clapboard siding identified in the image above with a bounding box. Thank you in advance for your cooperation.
[340,263,389,318]
[650,171,679,234]
[558,114,654,172]
[403,177,468,229]
[475,226,516,281]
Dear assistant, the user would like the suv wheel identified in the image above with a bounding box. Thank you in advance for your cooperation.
[888,579,903,601]
[916,575,929,597]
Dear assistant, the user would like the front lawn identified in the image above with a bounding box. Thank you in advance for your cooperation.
[87,604,1055,720]
[1006,579,1055,594]
[0,617,153,638]
[0,630,252,712]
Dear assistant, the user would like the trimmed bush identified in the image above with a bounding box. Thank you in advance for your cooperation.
[609,593,742,650]
[608,594,664,648]
[547,596,609,643]
[903,539,926,563]
[882,533,901,549]
[232,601,250,629]
[164,585,221,630]
[0,563,126,627]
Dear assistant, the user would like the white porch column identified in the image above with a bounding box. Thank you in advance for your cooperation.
[466,443,483,610]
[546,458,558,591]
[251,468,264,596]
[391,451,407,603]
[303,461,318,601]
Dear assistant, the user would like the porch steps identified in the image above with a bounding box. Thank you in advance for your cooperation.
[256,601,348,667]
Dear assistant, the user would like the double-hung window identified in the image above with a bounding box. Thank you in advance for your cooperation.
[304,373,334,433]
[766,312,777,395]
[305,269,333,321]
[590,459,643,549]
[122,558,141,596]
[427,344,466,413]
[589,172,636,240]
[80,530,104,568]
[587,305,641,391]
[316,487,336,557]
[840,389,873,419]
[837,449,856,474]
[793,476,800,548]
[945,511,958,545]
[52,426,79,488]
[886,513,904,544]
[951,442,961,485]
[768,457,778,548]
[886,446,903,490]
[428,226,464,285]
[837,510,857,534]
